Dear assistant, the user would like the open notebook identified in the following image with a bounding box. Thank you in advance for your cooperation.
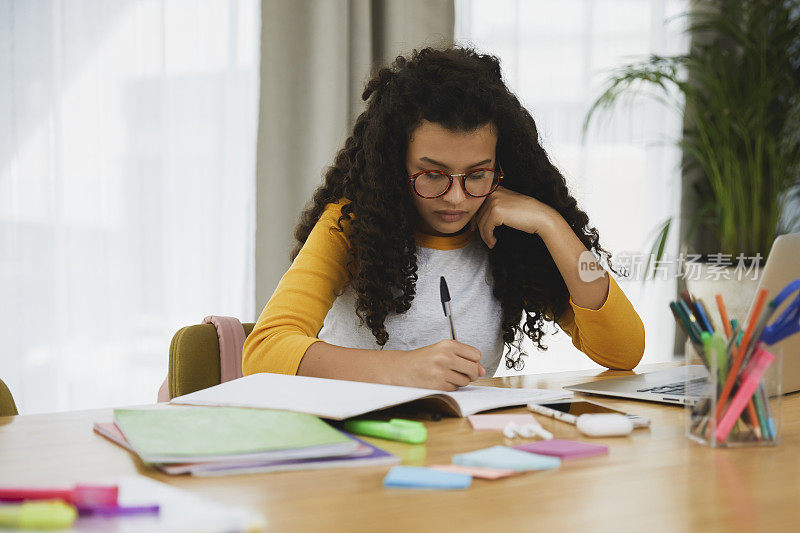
[170,373,572,420]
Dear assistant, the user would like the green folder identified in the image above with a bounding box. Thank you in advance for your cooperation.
[113,407,355,464]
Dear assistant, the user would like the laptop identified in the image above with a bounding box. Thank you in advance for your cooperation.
[564,233,800,405]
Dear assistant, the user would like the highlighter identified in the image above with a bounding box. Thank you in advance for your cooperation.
[0,484,118,507]
[0,500,77,530]
[343,418,427,444]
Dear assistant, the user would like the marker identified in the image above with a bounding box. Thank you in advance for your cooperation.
[716,288,769,420]
[715,294,732,339]
[78,504,160,516]
[670,301,702,347]
[0,485,118,507]
[343,419,427,444]
[700,331,713,369]
[0,500,77,530]
[693,300,715,333]
[440,276,457,341]
[759,385,776,440]
[677,299,704,344]
[716,348,775,442]
[709,332,729,382]
[752,387,769,439]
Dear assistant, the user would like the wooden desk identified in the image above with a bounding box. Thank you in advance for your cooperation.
[1,363,798,532]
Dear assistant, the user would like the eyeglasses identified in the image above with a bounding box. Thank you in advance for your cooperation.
[407,167,503,199]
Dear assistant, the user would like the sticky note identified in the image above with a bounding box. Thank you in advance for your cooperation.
[383,466,472,489]
[467,414,538,431]
[452,446,560,472]
[428,464,517,480]
[513,439,608,460]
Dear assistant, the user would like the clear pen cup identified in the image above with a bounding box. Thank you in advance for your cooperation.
[685,338,782,447]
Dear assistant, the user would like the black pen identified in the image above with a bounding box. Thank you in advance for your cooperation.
[439,276,457,341]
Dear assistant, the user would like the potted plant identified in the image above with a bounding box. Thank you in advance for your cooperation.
[584,0,800,322]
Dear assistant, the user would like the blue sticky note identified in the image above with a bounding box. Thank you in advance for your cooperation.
[452,445,561,472]
[383,466,472,490]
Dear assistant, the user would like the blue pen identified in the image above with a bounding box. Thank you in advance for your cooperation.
[693,300,715,333]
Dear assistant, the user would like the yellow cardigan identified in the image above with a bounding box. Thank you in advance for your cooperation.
[243,200,645,376]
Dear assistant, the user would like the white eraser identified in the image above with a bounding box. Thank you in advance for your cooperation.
[576,414,633,437]
[517,423,540,438]
[503,421,520,439]
[534,426,554,440]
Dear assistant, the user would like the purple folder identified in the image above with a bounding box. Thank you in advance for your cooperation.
[184,434,399,475]
[513,439,608,460]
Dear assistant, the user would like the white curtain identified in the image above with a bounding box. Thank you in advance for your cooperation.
[0,0,260,414]
[456,0,689,375]
[254,0,454,308]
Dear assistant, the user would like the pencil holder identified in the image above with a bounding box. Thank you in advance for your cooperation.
[685,339,782,447]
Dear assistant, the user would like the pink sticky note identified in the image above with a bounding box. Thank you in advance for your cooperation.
[428,464,517,480]
[513,439,608,460]
[467,414,538,431]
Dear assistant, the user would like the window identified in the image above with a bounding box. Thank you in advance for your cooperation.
[1,0,260,413]
[456,0,689,374]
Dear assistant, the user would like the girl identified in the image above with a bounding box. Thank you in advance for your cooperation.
[242,47,645,391]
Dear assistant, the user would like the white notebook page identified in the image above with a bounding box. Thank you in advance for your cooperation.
[171,373,571,419]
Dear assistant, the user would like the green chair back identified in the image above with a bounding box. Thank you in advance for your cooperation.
[167,322,255,400]
[0,378,18,417]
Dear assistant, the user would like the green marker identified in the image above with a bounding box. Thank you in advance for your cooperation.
[709,332,729,384]
[677,299,704,344]
[673,301,702,346]
[701,331,729,385]
[343,418,427,444]
[0,500,77,530]
[699,331,712,368]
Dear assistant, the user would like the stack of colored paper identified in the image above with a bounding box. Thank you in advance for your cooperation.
[513,439,608,459]
[382,439,611,490]
[452,445,561,472]
[96,406,398,475]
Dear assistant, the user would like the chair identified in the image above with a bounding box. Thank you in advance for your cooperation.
[0,378,18,417]
[166,322,255,400]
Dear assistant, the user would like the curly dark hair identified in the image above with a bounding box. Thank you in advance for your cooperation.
[290,46,615,367]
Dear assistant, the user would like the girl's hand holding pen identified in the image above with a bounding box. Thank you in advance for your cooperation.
[469,186,559,248]
[390,340,485,391]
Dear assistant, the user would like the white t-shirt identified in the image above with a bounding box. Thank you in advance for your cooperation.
[318,234,508,376]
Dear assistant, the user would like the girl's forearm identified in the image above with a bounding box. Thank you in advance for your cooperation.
[298,341,399,384]
[538,212,609,310]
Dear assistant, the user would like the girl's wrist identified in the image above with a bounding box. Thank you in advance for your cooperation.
[535,207,565,241]
[380,350,404,387]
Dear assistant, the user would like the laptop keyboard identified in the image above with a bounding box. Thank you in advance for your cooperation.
[637,377,708,396]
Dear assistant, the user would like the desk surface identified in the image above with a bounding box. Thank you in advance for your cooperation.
[1,363,798,532]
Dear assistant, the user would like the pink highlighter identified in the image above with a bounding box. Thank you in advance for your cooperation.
[0,484,118,508]
[715,348,775,442]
